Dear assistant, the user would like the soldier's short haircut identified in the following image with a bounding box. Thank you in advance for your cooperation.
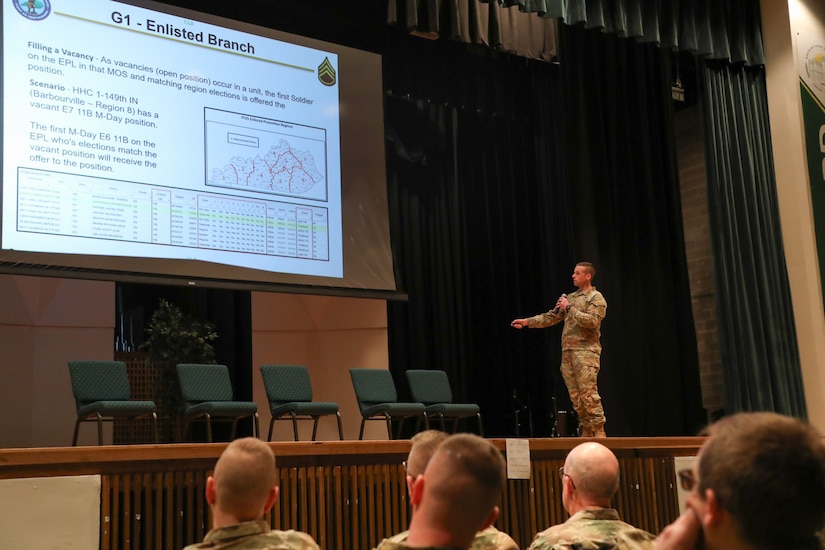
[576,262,595,277]
[407,429,449,477]
[213,437,277,519]
[698,412,825,549]
[427,433,506,530]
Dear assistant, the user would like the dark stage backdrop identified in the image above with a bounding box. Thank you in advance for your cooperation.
[385,26,705,437]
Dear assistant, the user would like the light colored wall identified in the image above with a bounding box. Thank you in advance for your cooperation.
[0,475,100,549]
[762,0,825,432]
[0,275,114,448]
[251,292,390,441]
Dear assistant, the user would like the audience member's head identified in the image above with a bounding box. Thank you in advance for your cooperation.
[406,433,506,549]
[657,412,825,550]
[560,441,620,514]
[406,429,449,481]
[206,437,279,526]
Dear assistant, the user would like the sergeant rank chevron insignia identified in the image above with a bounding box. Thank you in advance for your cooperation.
[317,57,336,86]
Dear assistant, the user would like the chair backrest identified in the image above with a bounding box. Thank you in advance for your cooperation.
[68,360,132,407]
[406,369,454,405]
[349,369,399,408]
[260,365,313,405]
[176,364,234,402]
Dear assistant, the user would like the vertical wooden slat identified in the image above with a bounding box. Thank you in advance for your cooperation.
[298,467,308,533]
[101,475,112,550]
[289,467,299,529]
[111,475,122,549]
[132,473,143,549]
[163,472,174,550]
[174,471,184,550]
[152,472,162,550]
[356,465,367,550]
[334,465,344,550]
[120,474,129,550]
[314,466,325,548]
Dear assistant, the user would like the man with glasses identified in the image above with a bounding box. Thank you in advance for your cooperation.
[380,430,518,550]
[527,441,655,550]
[655,412,825,550]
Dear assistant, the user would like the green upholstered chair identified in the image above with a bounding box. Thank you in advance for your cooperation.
[176,363,259,442]
[406,369,483,435]
[259,364,344,441]
[349,368,427,440]
[68,360,158,446]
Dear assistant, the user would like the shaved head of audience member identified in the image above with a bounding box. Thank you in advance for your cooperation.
[656,412,825,550]
[528,441,655,550]
[183,437,319,550]
[400,433,507,550]
[379,429,518,550]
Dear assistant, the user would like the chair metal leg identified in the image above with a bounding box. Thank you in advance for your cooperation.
[335,412,344,440]
[96,413,104,445]
[291,413,300,441]
[477,413,483,436]
[205,413,213,443]
[387,414,395,440]
[72,418,82,446]
[253,413,260,439]
[268,416,276,442]
[359,418,366,440]
[311,416,320,441]
[439,413,447,433]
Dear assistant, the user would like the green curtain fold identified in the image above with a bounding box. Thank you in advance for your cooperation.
[390,0,765,65]
[699,61,807,418]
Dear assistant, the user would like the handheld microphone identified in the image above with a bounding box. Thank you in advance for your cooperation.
[551,293,567,314]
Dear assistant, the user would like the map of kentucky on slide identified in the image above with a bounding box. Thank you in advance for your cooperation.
[205,108,328,201]
[211,138,324,195]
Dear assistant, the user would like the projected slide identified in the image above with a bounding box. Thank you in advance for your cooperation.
[3,0,342,278]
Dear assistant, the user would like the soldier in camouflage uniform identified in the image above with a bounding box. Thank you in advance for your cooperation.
[374,433,507,550]
[528,442,655,550]
[379,430,519,550]
[656,413,825,550]
[511,262,607,437]
[183,437,319,550]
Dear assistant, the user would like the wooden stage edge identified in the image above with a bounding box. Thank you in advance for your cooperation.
[0,436,704,479]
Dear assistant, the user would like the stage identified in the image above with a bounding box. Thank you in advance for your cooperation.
[0,436,702,549]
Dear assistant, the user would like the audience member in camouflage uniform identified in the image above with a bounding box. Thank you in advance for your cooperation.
[183,437,319,550]
[380,430,518,550]
[374,433,507,550]
[528,442,655,550]
[511,262,607,437]
[655,412,825,550]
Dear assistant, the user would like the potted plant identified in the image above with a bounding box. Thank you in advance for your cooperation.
[141,299,218,442]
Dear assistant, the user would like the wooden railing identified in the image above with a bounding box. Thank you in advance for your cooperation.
[0,437,702,549]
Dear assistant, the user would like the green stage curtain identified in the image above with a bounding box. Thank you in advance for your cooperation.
[698,62,807,418]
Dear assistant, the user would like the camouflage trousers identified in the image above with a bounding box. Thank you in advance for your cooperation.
[560,350,605,433]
